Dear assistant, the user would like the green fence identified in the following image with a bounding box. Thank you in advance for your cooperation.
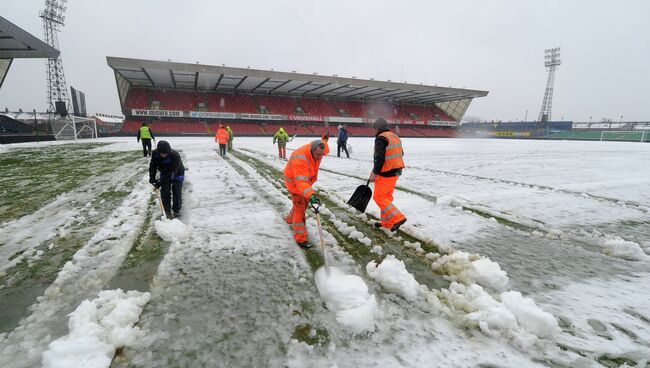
[542,130,648,142]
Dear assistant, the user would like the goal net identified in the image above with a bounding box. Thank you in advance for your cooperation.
[600,130,647,142]
[50,116,98,140]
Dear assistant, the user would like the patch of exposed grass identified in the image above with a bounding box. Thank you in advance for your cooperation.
[292,324,329,346]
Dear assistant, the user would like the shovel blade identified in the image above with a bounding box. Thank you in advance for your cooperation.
[347,184,372,213]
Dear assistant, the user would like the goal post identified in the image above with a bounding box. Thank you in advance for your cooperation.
[51,115,98,140]
[599,130,646,142]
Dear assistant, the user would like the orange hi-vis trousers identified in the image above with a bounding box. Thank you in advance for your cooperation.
[286,193,308,243]
[373,175,406,229]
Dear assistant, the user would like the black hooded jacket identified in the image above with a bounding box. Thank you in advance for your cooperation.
[373,128,403,177]
[149,149,185,183]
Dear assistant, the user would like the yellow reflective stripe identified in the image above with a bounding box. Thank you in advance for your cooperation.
[381,204,395,215]
[386,153,404,160]
[295,176,310,181]
[302,187,314,196]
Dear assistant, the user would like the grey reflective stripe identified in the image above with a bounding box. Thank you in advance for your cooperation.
[285,176,294,182]
[383,210,398,221]
[302,187,314,196]
[292,222,306,227]
[386,143,402,149]
[294,229,307,234]
[381,204,395,215]
[290,154,308,162]
[385,153,403,160]
[295,176,310,181]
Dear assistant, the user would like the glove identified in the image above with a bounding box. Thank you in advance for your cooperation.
[173,175,184,182]
[309,195,320,206]
[150,179,161,189]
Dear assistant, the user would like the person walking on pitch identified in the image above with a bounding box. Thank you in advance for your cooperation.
[369,118,407,232]
[283,134,329,248]
[226,125,234,150]
[273,127,290,159]
[337,125,350,158]
[215,124,229,156]
[137,122,155,157]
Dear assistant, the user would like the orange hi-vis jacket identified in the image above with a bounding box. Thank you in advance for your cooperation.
[215,128,229,144]
[379,131,405,172]
[284,140,330,199]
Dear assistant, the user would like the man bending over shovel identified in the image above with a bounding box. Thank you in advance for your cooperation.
[284,134,329,248]
[149,140,185,219]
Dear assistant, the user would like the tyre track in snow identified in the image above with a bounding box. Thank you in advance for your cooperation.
[114,148,327,368]
[0,175,152,368]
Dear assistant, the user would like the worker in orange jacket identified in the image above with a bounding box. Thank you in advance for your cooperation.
[284,134,330,248]
[369,118,407,232]
[215,124,230,156]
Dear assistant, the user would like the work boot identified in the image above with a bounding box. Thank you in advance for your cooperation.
[391,218,407,232]
[374,222,382,228]
[297,241,312,249]
[173,211,181,218]
[164,211,173,219]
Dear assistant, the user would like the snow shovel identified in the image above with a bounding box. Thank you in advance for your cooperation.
[346,143,353,155]
[311,201,331,275]
[155,188,168,220]
[347,179,372,213]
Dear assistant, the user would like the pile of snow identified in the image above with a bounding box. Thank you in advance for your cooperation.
[366,255,420,302]
[441,282,559,348]
[154,218,192,243]
[314,267,377,333]
[42,289,150,368]
[431,251,509,292]
[603,237,647,261]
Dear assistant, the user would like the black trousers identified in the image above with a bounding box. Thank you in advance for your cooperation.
[219,143,227,156]
[141,139,152,157]
[161,178,183,213]
[337,141,349,158]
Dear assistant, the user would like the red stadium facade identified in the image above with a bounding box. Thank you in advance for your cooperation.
[107,57,488,138]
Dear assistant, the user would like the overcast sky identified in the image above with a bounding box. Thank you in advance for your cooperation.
[2,0,649,121]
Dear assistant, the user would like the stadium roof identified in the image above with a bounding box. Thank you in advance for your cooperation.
[107,57,488,106]
[0,16,60,89]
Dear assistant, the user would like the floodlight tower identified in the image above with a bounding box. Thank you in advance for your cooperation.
[537,47,561,122]
[40,0,70,115]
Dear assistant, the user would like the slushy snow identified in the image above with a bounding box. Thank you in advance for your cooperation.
[314,267,377,333]
[366,255,420,302]
[42,289,150,368]
[432,251,509,292]
[603,237,648,261]
[154,218,192,243]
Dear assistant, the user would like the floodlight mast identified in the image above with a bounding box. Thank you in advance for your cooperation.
[537,47,561,122]
[40,0,70,115]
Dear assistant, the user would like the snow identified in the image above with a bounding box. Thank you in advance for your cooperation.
[153,218,192,243]
[314,267,377,334]
[366,255,420,302]
[603,237,648,261]
[42,289,150,368]
[432,251,509,292]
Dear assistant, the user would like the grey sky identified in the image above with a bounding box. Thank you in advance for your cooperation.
[1,0,649,121]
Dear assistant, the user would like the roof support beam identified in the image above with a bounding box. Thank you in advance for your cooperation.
[141,68,155,87]
[392,91,441,103]
[329,85,367,97]
[267,79,292,94]
[301,83,332,96]
[169,70,177,88]
[362,88,402,99]
[233,76,248,90]
[250,77,270,93]
[316,84,348,97]
[285,81,313,94]
[213,74,224,90]
[341,87,383,99]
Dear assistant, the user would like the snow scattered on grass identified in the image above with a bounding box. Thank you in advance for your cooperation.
[603,237,648,261]
[153,218,192,243]
[432,251,509,292]
[42,289,150,368]
[366,255,420,302]
[314,267,377,334]
[441,282,559,349]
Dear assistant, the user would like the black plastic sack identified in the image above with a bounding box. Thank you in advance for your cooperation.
[347,180,372,213]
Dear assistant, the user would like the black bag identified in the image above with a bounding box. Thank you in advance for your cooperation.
[348,180,372,213]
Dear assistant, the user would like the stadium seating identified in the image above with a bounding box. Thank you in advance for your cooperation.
[299,98,340,117]
[125,89,149,109]
[395,126,424,137]
[364,102,397,119]
[255,96,297,115]
[211,122,265,136]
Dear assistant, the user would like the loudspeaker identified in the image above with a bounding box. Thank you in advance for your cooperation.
[55,101,68,117]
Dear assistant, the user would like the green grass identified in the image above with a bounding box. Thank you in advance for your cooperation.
[0,143,135,222]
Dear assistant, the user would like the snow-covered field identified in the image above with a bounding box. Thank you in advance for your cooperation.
[1,136,649,367]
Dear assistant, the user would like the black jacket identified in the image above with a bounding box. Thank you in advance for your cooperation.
[373,128,403,177]
[149,149,185,182]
